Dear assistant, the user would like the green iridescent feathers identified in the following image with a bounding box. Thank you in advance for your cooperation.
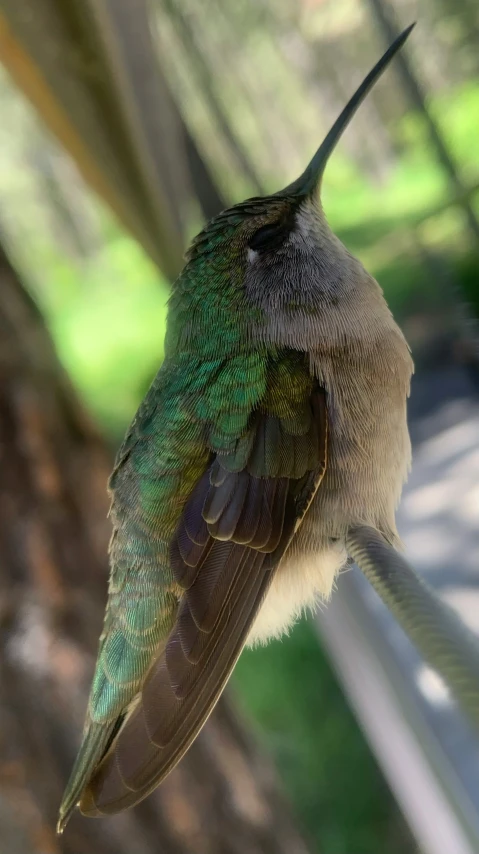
[75,349,325,816]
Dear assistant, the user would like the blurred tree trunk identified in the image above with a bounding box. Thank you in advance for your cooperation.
[161,0,263,195]
[28,141,99,261]
[182,117,227,220]
[0,240,312,854]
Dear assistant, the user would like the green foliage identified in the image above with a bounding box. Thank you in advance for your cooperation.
[40,236,169,436]
[326,82,479,226]
[456,251,479,316]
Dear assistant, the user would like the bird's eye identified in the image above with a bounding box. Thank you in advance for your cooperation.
[248,220,288,252]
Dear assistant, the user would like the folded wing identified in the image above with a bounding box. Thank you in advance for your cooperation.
[80,384,327,815]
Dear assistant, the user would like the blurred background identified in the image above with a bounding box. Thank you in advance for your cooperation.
[0,0,478,852]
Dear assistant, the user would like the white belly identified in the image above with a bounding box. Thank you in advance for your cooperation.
[247,540,347,646]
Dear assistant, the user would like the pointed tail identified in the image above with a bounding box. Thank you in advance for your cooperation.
[57,720,117,833]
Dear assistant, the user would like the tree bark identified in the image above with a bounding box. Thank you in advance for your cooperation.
[0,240,312,853]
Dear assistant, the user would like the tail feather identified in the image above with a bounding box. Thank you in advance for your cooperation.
[57,720,117,833]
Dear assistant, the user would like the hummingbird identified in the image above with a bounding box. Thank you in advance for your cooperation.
[58,23,479,831]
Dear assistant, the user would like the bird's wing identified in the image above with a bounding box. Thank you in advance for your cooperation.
[58,349,327,828]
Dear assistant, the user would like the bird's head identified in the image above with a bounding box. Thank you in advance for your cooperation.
[171,25,414,353]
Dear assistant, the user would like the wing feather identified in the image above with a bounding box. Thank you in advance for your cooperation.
[80,549,268,815]
[58,348,327,829]
[80,386,326,816]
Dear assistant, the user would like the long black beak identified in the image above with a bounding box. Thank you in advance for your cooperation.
[282,23,415,198]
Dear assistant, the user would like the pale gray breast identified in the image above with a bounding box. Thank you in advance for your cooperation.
[301,324,413,552]
[252,228,414,546]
